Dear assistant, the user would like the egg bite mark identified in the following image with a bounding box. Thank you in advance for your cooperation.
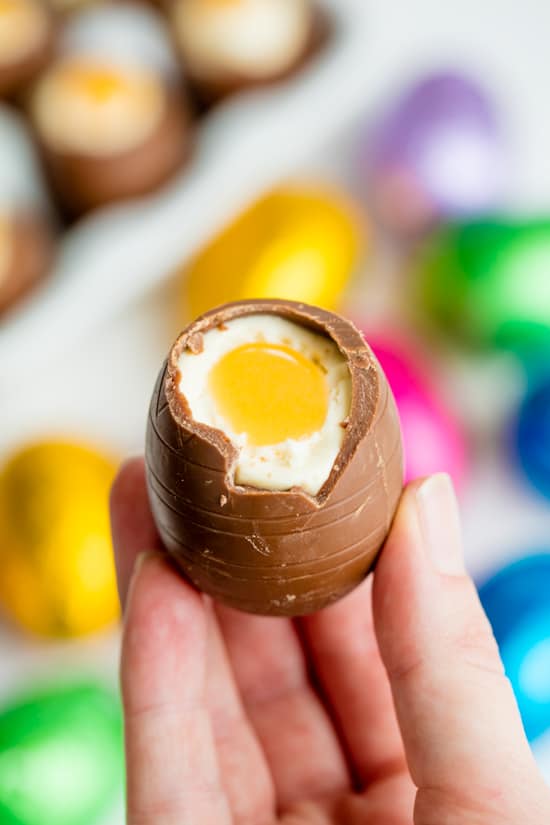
[208,341,329,447]
[177,314,351,496]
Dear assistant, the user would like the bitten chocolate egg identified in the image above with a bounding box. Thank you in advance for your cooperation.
[146,300,403,616]
[0,208,55,315]
[0,0,54,99]
[29,54,191,214]
[171,0,320,103]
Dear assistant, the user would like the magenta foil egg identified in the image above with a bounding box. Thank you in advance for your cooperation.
[363,72,505,234]
[368,335,467,489]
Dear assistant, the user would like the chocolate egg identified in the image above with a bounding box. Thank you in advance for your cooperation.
[0,208,55,316]
[146,299,403,616]
[29,54,191,214]
[0,0,55,99]
[0,440,120,637]
[0,680,123,825]
[514,375,550,502]
[363,72,505,235]
[171,0,322,103]
[414,217,550,352]
[368,335,467,489]
[182,185,364,319]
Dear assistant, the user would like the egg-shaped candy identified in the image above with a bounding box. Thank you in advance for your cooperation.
[0,0,55,99]
[0,680,123,825]
[514,374,550,501]
[182,185,363,319]
[146,299,403,616]
[0,440,119,637]
[478,553,550,743]
[367,335,467,488]
[29,54,191,214]
[414,217,550,352]
[363,72,505,235]
[171,0,320,103]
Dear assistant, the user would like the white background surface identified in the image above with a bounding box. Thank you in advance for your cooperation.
[1,0,550,818]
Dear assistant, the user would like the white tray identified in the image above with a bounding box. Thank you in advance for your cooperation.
[0,0,379,383]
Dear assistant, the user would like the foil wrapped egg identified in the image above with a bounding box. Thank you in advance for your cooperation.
[363,72,505,235]
[414,217,550,353]
[181,185,364,320]
[514,374,550,501]
[146,299,403,616]
[0,680,123,825]
[367,335,467,488]
[478,553,550,743]
[0,0,55,99]
[0,441,120,638]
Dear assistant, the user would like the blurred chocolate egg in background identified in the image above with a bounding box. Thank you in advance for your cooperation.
[1,1,550,816]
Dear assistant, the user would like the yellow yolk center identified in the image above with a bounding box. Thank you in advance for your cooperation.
[64,66,127,103]
[209,342,329,446]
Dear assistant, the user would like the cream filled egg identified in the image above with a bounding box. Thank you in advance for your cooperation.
[177,314,351,495]
[0,0,49,67]
[173,0,313,83]
[30,57,166,157]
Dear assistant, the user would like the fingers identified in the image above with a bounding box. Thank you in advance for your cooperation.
[121,553,232,825]
[300,578,413,798]
[110,457,163,607]
[373,474,550,824]
[215,605,350,810]
[202,603,276,823]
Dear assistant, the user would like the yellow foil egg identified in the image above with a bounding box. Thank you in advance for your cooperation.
[181,185,365,319]
[0,441,120,638]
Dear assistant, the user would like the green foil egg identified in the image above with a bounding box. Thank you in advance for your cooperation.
[414,218,550,352]
[0,681,123,825]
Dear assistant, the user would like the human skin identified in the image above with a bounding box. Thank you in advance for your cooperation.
[110,460,550,825]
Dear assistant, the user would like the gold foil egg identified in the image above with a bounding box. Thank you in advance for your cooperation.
[0,441,119,638]
[181,184,364,319]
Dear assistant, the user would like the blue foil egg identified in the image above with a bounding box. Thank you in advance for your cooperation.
[515,376,550,501]
[478,554,550,743]
[363,71,505,234]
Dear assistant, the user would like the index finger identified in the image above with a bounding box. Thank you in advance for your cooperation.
[109,456,163,608]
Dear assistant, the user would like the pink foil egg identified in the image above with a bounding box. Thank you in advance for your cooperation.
[367,334,467,488]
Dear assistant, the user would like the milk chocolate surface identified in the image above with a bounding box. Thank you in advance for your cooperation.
[36,87,191,215]
[146,300,403,616]
[0,213,55,316]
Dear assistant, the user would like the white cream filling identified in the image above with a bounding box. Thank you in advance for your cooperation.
[178,315,351,495]
[30,57,166,157]
[173,0,311,81]
[0,0,48,67]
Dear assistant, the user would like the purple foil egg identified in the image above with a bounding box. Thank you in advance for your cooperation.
[363,72,505,234]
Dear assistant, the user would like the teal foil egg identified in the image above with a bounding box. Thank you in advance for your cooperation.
[415,218,550,353]
[0,680,123,825]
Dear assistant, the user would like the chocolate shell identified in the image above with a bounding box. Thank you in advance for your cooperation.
[146,300,403,616]
[0,212,56,316]
[0,4,55,100]
[35,87,192,216]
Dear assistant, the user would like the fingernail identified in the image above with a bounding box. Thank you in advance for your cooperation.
[123,551,157,614]
[415,474,466,576]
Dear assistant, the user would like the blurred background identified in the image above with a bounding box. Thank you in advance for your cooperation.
[1,1,550,822]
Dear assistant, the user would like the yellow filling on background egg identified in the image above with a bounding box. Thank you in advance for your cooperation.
[0,0,48,66]
[30,57,165,157]
[209,342,329,446]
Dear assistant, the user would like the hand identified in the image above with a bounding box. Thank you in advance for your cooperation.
[110,459,550,825]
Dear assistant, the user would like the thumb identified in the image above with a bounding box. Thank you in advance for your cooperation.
[373,474,550,825]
